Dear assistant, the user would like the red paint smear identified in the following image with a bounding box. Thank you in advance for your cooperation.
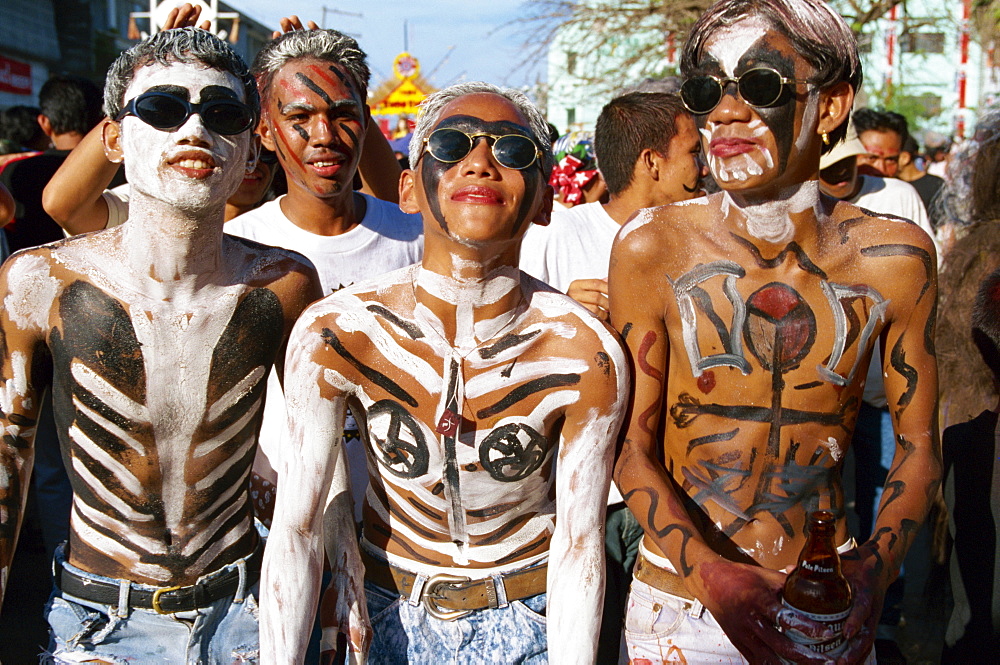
[749,284,801,320]
[638,330,663,381]
[637,401,658,436]
[631,660,654,665]
[277,76,300,97]
[697,370,716,394]
[272,125,304,170]
[308,64,349,99]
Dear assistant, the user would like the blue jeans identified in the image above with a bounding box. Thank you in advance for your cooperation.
[46,548,260,664]
[366,580,548,664]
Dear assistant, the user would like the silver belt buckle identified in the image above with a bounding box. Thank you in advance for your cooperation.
[421,572,472,621]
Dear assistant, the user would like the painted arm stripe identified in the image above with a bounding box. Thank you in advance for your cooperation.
[70,361,149,422]
[68,424,145,498]
[321,328,418,407]
[475,374,581,419]
[71,395,146,456]
[194,393,263,458]
[207,365,266,423]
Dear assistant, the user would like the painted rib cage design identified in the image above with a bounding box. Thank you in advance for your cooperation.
[321,280,588,566]
[666,236,897,539]
[51,281,280,582]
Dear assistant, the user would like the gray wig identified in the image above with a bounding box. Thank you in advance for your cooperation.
[252,29,370,106]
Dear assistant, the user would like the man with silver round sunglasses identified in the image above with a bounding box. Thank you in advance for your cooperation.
[261,81,628,665]
[611,0,939,663]
[0,27,322,663]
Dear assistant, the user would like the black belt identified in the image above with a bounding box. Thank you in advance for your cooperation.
[57,543,263,614]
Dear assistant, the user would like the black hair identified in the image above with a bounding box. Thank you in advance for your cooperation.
[595,92,687,195]
[0,105,47,150]
[681,0,862,147]
[853,108,909,145]
[39,75,103,136]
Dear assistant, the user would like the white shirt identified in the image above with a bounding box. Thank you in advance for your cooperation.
[520,201,619,291]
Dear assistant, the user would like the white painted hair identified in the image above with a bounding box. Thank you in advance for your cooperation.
[409,82,554,176]
[104,27,258,120]
[252,29,370,104]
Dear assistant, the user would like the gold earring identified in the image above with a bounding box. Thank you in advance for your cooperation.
[821,131,830,145]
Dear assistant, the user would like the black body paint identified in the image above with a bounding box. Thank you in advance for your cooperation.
[367,304,425,339]
[478,329,540,359]
[861,243,933,303]
[889,335,918,416]
[479,423,548,482]
[368,399,430,478]
[295,73,333,106]
[731,234,828,279]
[321,328,418,407]
[687,428,740,453]
[476,373,581,419]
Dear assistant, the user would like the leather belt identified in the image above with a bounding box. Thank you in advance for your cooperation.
[361,548,547,621]
[633,552,696,602]
[57,543,263,614]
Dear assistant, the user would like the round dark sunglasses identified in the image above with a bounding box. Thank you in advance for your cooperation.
[680,67,812,115]
[116,91,257,136]
[422,128,542,170]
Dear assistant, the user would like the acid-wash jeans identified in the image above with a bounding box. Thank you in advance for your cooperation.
[45,545,259,664]
[365,579,548,664]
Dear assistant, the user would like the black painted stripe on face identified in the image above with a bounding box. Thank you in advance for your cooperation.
[475,373,581,419]
[320,328,418,407]
[295,72,333,107]
[292,124,309,142]
[339,122,358,145]
[366,304,424,339]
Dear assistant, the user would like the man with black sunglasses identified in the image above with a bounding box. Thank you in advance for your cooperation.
[610,0,939,663]
[260,81,628,665]
[0,27,322,663]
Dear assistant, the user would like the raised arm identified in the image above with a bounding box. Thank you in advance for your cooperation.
[0,182,13,226]
[547,330,627,665]
[260,313,368,664]
[608,224,829,664]
[0,252,52,608]
[358,114,402,204]
[41,121,118,235]
[840,229,942,662]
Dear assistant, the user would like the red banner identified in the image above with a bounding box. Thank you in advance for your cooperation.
[0,55,32,95]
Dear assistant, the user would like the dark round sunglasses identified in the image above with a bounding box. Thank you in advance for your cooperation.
[680,67,812,115]
[422,128,542,170]
[116,91,257,136]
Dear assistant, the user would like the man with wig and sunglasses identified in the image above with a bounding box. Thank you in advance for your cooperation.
[0,28,321,663]
[610,0,940,663]
[261,81,628,664]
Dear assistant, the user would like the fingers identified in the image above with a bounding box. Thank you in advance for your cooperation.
[162,3,203,31]
[566,279,610,320]
[274,16,320,39]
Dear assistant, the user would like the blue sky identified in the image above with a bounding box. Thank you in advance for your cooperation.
[232,0,544,91]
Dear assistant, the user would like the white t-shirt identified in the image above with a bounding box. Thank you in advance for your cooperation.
[227,194,424,520]
[520,201,619,292]
[520,200,626,505]
[850,175,936,408]
[226,194,423,295]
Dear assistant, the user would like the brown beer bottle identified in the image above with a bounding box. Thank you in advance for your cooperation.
[782,510,853,656]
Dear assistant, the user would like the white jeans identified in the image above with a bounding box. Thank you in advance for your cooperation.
[624,577,878,664]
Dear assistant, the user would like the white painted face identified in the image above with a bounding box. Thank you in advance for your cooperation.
[118,60,252,213]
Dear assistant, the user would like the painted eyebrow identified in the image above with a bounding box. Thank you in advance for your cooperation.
[198,85,240,102]
[146,84,189,100]
[279,101,318,115]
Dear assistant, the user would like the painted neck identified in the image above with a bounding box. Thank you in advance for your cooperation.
[723,180,825,245]
[415,252,524,352]
[124,191,226,285]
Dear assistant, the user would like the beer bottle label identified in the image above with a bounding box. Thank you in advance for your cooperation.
[780,598,850,655]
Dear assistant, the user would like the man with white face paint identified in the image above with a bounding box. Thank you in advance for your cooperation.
[610,0,940,663]
[0,28,321,663]
[261,81,628,664]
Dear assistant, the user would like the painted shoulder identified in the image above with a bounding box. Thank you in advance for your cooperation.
[1,245,61,333]
[616,194,715,247]
[832,199,937,251]
[299,264,414,321]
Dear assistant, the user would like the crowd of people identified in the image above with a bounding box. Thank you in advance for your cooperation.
[0,0,997,663]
